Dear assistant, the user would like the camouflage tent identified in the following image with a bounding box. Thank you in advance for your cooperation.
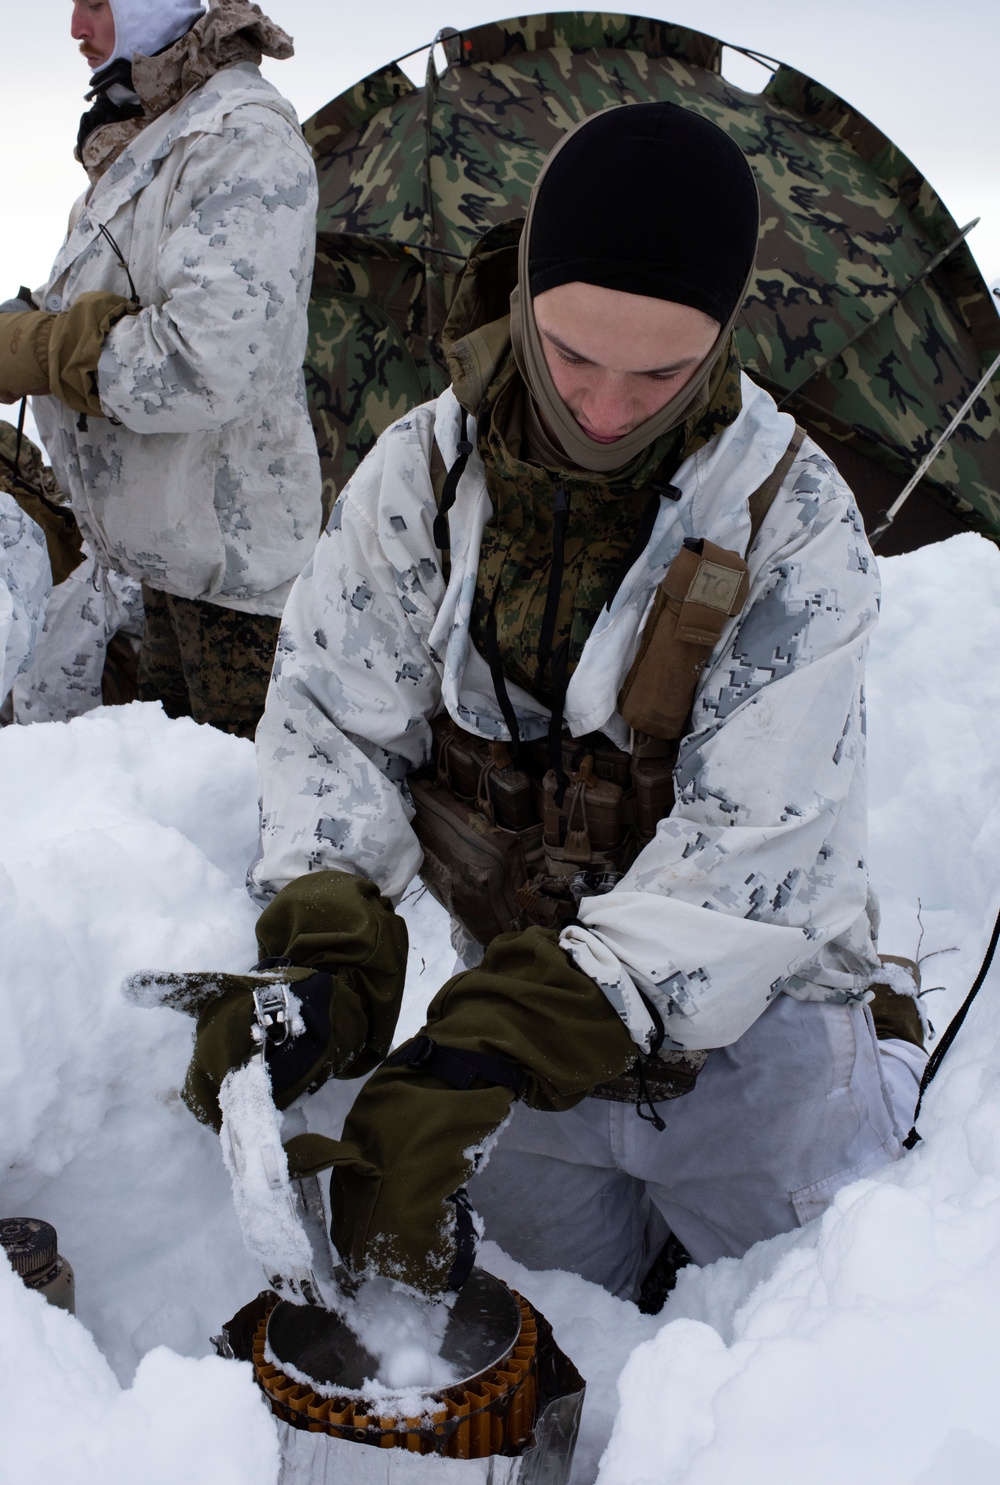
[303,12,1000,554]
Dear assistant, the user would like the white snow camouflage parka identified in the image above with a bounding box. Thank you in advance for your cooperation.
[33,62,321,616]
[0,491,50,703]
[251,375,882,1053]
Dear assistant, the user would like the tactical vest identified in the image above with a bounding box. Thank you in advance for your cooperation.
[410,427,805,953]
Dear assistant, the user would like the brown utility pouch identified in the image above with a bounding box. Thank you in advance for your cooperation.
[433,715,537,833]
[628,732,679,844]
[409,773,530,947]
[435,717,486,799]
[567,734,633,788]
[631,754,677,843]
[618,425,806,743]
[618,538,750,740]
[481,750,537,834]
[542,765,623,853]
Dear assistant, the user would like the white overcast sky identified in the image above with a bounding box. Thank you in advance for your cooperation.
[2,1,997,313]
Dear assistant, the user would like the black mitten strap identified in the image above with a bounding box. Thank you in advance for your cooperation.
[385,1035,526,1095]
[446,1188,478,1291]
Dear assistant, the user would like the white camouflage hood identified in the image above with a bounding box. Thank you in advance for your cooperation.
[105,0,205,65]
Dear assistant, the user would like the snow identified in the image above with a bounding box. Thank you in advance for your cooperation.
[218,1060,316,1293]
[346,1277,458,1397]
[2,532,1000,1482]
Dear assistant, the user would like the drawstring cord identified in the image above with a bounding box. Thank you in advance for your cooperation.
[98,222,140,305]
[633,1057,667,1131]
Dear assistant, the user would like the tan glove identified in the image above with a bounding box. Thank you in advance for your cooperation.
[0,291,139,414]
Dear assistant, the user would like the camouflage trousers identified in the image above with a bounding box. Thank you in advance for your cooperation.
[138,585,280,740]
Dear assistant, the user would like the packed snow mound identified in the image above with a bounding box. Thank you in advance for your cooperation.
[0,701,453,1482]
[1,533,1000,1483]
[0,1258,280,1485]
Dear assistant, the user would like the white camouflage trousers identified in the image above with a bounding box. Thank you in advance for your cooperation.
[468,994,925,1300]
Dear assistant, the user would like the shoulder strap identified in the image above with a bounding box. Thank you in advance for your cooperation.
[428,437,448,513]
[747,423,805,553]
[429,410,475,584]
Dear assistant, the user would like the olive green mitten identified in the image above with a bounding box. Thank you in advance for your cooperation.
[0,292,139,413]
[310,926,637,1296]
[123,870,408,1129]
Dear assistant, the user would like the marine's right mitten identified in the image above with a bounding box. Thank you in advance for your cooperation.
[124,870,408,1128]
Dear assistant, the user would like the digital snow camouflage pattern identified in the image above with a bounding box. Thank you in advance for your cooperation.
[33,63,322,616]
[0,417,144,724]
[252,376,882,1053]
[0,485,50,703]
[302,12,1000,542]
[11,551,144,724]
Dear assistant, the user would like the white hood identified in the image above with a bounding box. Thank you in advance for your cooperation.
[106,0,205,65]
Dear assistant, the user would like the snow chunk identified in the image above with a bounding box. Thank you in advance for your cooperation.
[219,1060,315,1291]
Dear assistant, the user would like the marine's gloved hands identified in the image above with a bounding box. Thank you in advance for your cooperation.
[122,871,408,1130]
[0,290,139,411]
[303,926,638,1298]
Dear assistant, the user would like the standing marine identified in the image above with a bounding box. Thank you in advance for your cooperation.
[156,103,928,1299]
[0,0,321,737]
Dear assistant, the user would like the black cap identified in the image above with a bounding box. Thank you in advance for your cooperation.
[529,102,759,325]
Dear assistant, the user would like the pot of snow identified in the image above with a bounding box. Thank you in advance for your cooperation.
[218,1273,585,1483]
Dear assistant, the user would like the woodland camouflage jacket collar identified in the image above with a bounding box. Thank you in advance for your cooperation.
[443,220,744,488]
[79,0,293,181]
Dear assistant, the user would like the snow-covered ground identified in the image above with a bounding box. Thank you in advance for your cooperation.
[3,532,1000,1483]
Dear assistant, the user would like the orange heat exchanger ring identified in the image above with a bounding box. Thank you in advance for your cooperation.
[253,1290,539,1459]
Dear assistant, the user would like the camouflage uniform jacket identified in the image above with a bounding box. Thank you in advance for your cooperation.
[0,489,50,703]
[251,379,882,1053]
[32,63,321,616]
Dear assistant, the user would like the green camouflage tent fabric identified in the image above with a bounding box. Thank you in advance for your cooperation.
[303,12,1000,552]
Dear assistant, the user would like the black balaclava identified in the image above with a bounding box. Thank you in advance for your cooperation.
[510,102,760,474]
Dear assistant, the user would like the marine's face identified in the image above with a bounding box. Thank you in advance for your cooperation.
[71,0,116,69]
[533,282,720,445]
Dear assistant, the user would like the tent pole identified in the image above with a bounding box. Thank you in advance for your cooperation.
[868,345,1000,548]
